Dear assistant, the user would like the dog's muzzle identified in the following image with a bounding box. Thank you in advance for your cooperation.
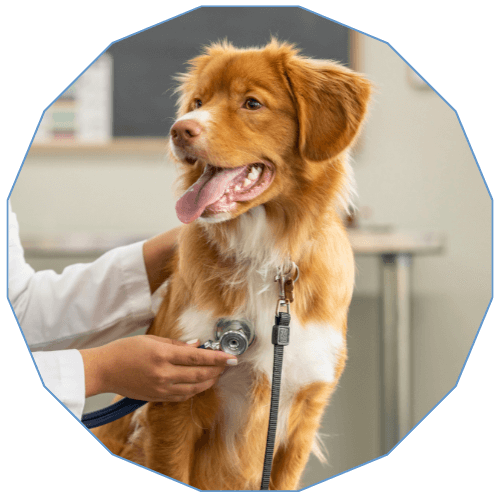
[203,318,255,355]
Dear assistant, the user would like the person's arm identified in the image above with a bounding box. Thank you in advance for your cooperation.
[143,227,181,294]
[79,337,237,401]
[10,245,151,351]
[9,202,181,351]
[31,338,237,420]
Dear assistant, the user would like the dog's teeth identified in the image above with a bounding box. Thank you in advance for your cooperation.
[243,178,252,187]
[248,167,259,180]
[235,185,241,191]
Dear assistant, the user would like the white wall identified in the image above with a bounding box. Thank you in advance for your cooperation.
[9,32,491,484]
[353,36,491,425]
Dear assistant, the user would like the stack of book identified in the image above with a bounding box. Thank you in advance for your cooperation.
[34,53,113,143]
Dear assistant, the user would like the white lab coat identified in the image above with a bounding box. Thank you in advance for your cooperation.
[8,203,155,420]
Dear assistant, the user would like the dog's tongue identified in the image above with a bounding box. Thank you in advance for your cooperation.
[176,165,246,224]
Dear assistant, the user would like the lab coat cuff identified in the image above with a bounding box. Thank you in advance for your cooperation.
[60,350,86,420]
[33,349,86,420]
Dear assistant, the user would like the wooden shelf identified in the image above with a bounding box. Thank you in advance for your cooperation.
[28,137,168,155]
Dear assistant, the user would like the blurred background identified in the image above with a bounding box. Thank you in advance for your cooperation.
[9,6,491,489]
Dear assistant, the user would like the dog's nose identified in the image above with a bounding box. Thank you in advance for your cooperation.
[170,120,203,146]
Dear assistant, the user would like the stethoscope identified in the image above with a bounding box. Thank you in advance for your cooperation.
[81,318,255,429]
[82,262,298,490]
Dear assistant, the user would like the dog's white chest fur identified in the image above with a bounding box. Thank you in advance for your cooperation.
[176,207,344,447]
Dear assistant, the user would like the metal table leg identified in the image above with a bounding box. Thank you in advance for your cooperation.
[380,253,412,454]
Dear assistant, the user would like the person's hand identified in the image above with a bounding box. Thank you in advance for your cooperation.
[143,227,182,294]
[79,336,237,402]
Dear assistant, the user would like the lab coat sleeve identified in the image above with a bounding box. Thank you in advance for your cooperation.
[31,350,86,420]
[9,207,155,350]
[8,203,157,419]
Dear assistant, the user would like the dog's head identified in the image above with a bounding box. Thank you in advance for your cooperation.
[170,39,371,225]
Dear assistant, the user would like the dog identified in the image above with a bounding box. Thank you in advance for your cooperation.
[94,39,371,490]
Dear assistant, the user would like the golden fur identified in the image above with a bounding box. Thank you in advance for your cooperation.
[94,39,371,490]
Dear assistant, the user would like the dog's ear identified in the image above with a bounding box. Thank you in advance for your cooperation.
[284,57,371,162]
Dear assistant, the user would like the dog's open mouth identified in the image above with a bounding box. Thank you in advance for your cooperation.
[176,162,274,224]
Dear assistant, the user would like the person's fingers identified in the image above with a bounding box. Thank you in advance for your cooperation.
[167,344,237,367]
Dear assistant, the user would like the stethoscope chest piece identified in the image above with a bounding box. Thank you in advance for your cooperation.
[203,318,255,355]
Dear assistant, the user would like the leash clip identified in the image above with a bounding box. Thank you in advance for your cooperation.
[275,261,299,314]
[275,298,290,316]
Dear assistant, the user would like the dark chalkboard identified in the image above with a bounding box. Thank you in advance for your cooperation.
[106,7,351,137]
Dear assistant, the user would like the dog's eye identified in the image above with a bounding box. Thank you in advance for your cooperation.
[244,98,262,110]
[194,99,202,109]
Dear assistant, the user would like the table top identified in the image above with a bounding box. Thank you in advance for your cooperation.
[348,229,445,255]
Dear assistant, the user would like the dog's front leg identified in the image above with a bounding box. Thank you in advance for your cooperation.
[144,387,218,485]
[269,381,335,491]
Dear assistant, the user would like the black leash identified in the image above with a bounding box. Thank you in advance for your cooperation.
[260,311,290,490]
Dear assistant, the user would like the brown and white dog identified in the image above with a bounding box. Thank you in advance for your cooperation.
[94,39,371,490]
